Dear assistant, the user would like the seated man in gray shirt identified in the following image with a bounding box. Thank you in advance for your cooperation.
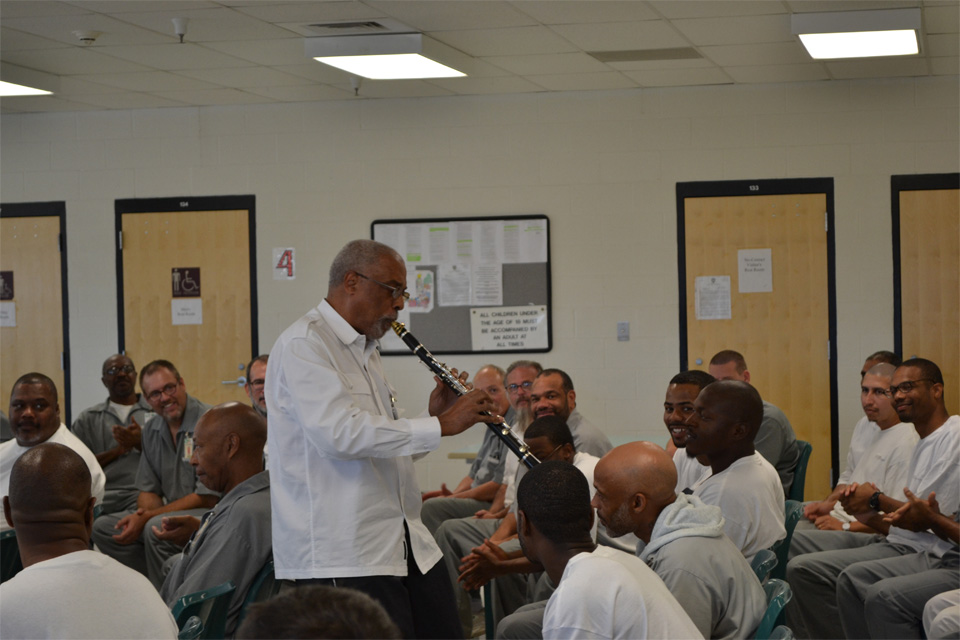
[158,403,271,638]
[92,359,216,589]
[72,354,152,515]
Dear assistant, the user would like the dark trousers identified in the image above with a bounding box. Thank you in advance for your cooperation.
[285,528,462,639]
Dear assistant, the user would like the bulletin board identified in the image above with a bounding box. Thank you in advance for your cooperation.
[372,215,551,355]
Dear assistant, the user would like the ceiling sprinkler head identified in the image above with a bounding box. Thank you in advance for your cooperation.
[73,30,101,45]
[172,17,188,43]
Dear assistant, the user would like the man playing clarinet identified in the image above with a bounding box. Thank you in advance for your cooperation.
[265,239,498,639]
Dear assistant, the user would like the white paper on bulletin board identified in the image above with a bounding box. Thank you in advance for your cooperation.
[470,306,548,351]
[172,299,203,325]
[738,248,772,293]
[695,276,731,320]
[0,302,15,327]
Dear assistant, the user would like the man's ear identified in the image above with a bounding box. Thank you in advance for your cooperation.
[518,509,532,537]
[742,370,751,384]
[84,497,96,532]
[3,496,13,529]
[567,389,576,407]
[225,433,241,458]
[631,492,647,516]
[343,271,361,294]
[730,421,749,442]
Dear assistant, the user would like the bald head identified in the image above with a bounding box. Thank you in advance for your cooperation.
[591,442,678,542]
[197,402,267,453]
[866,362,897,380]
[191,402,267,495]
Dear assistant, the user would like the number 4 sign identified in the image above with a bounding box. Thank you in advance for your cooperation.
[273,248,295,280]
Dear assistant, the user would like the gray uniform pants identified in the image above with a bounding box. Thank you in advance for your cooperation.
[91,508,209,590]
[785,536,906,639]
[838,547,960,640]
[421,497,490,536]
[496,574,555,639]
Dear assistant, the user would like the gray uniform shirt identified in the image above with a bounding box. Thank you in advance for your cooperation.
[71,396,153,514]
[468,407,516,487]
[567,409,613,458]
[161,470,271,637]
[0,412,11,443]
[136,395,215,500]
[756,400,800,496]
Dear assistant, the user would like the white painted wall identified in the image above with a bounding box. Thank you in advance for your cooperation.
[2,75,957,491]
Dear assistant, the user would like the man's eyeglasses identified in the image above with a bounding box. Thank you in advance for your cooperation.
[536,444,564,461]
[248,378,266,389]
[104,364,136,376]
[506,381,533,393]
[146,382,179,402]
[356,273,410,301]
[887,379,937,396]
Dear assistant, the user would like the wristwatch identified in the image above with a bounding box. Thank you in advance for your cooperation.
[841,522,851,531]
[868,490,883,511]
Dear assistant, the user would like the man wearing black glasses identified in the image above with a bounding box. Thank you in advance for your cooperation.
[71,354,153,515]
[92,359,215,589]
[244,354,269,419]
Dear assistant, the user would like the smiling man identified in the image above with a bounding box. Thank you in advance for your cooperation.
[662,370,715,493]
[91,359,215,588]
[529,369,611,459]
[1,372,105,532]
[244,355,269,419]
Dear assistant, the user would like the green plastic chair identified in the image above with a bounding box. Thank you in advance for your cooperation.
[1,529,23,583]
[171,580,235,640]
[177,616,203,640]
[770,500,803,581]
[237,560,280,625]
[788,441,813,502]
[753,579,793,640]
[750,548,778,583]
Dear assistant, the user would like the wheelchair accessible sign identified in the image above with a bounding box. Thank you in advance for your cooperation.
[171,267,203,326]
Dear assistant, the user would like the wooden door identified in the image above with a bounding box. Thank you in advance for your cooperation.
[679,179,836,500]
[0,203,70,420]
[117,196,257,407]
[894,174,960,416]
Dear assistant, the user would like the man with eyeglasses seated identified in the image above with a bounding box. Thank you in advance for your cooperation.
[71,354,153,515]
[244,355,269,420]
[92,359,215,589]
[786,358,959,639]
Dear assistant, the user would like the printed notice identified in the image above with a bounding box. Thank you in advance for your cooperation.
[695,276,731,320]
[472,263,503,306]
[438,264,471,306]
[471,306,548,351]
[738,249,772,293]
[408,269,434,313]
[172,298,203,325]
[0,302,15,327]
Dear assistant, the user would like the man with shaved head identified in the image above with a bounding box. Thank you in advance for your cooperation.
[592,442,765,639]
[684,380,785,561]
[0,443,177,639]
[157,402,271,637]
[1,372,105,532]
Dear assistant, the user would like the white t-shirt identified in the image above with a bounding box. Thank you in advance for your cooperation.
[0,424,106,531]
[692,452,785,561]
[837,416,881,485]
[830,421,918,522]
[544,545,703,639]
[108,400,137,424]
[0,550,178,639]
[886,415,959,557]
[673,448,710,493]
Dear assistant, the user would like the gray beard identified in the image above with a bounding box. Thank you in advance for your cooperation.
[253,403,268,419]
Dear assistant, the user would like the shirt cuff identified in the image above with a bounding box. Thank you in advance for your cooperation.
[409,416,442,454]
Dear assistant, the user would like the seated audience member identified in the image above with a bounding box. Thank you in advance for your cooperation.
[662,370,715,492]
[593,442,766,639]
[684,380,786,561]
[421,363,520,535]
[517,461,702,639]
[92,360,216,588]
[925,589,960,640]
[1,372,105,532]
[0,443,177,639]
[787,358,958,639]
[236,585,400,639]
[530,368,612,458]
[793,363,917,547]
[709,350,800,495]
[158,403,271,637]
[1,411,12,442]
[244,355,268,419]
[72,354,153,515]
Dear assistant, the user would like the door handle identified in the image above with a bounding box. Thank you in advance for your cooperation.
[222,376,247,386]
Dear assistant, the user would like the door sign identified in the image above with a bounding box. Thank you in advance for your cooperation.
[0,271,13,300]
[172,267,201,298]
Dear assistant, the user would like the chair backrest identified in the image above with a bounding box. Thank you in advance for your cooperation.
[177,616,204,640]
[788,441,813,501]
[1,529,23,583]
[769,624,796,640]
[753,579,793,640]
[770,500,803,581]
[237,560,280,625]
[171,581,236,640]
[750,548,778,583]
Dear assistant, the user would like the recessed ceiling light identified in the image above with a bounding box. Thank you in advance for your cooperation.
[0,80,53,97]
[305,33,467,80]
[792,9,921,60]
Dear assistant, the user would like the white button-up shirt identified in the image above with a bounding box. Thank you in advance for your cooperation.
[266,300,442,580]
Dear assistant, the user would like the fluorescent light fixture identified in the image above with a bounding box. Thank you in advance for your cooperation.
[792,9,921,59]
[305,33,468,80]
[1,62,59,96]
[0,81,53,96]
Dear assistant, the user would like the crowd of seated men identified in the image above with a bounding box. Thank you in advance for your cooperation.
[0,347,956,640]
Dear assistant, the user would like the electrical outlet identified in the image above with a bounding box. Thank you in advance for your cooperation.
[617,321,629,342]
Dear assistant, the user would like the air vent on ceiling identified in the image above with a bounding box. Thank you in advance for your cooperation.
[304,21,393,36]
[588,47,702,63]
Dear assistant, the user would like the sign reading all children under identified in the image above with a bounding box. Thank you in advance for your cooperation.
[470,305,548,351]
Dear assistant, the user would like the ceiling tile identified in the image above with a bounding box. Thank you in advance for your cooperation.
[428,75,546,94]
[272,62,355,83]
[203,37,308,65]
[607,57,717,71]
[95,43,254,70]
[926,33,959,57]
[930,56,959,75]
[726,63,829,83]
[1,47,152,75]
[244,83,352,101]
[0,2,89,19]
[343,79,454,98]
[152,87,275,104]
[550,20,688,51]
[826,56,930,79]
[785,1,918,13]
[177,65,309,88]
[512,1,659,25]
[230,1,384,24]
[1,27,72,51]
[623,66,734,87]
[0,95,101,110]
[65,91,190,109]
[73,70,220,91]
[672,14,793,46]
[2,13,171,46]
[701,41,812,66]
[68,1,217,12]
[652,1,789,19]
[110,7,297,42]
[432,26,577,57]
[364,1,535,32]
[483,52,609,75]
[526,71,639,91]
[56,76,125,95]
[925,4,960,33]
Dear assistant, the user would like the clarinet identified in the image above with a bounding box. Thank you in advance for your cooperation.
[391,322,539,469]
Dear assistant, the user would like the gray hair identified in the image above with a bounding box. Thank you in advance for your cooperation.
[328,240,401,290]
